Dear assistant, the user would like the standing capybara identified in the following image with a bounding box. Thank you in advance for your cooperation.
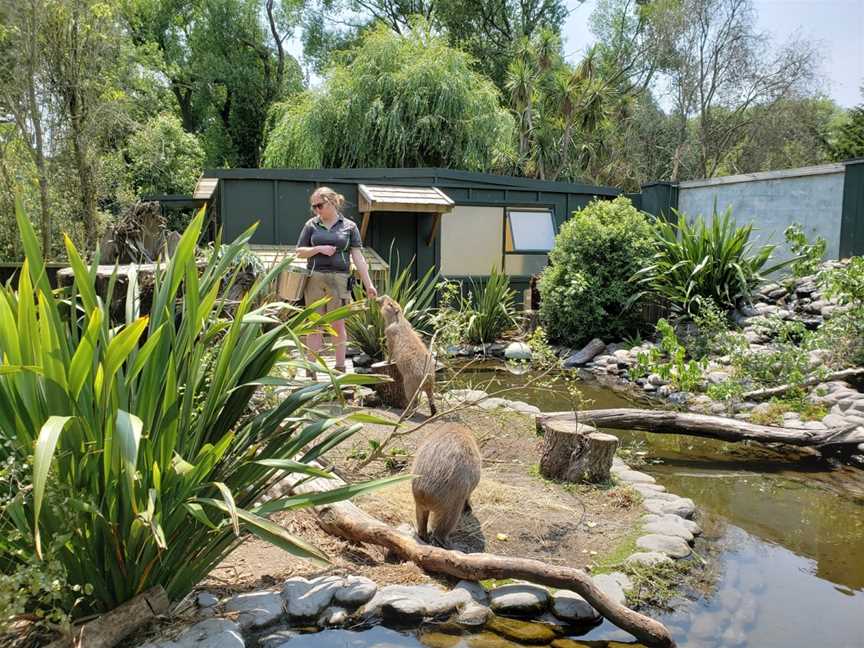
[411,422,482,547]
[378,295,437,415]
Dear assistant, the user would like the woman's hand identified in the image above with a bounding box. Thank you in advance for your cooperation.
[366,284,378,299]
[316,245,337,256]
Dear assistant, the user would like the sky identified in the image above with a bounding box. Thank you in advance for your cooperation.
[561,0,864,108]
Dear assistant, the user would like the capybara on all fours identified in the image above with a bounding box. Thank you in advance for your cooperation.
[411,422,481,547]
[377,295,437,415]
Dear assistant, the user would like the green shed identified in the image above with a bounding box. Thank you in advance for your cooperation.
[193,168,619,302]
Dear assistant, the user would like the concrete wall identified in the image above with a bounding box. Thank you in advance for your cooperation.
[677,164,846,260]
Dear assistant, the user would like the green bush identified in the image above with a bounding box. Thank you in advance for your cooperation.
[0,197,403,623]
[633,207,793,317]
[538,196,654,345]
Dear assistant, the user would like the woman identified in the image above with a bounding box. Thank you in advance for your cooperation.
[296,187,377,373]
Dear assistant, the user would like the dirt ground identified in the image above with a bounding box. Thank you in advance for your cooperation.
[204,405,643,595]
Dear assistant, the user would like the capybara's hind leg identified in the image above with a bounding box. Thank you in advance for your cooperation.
[415,506,430,541]
[431,500,465,547]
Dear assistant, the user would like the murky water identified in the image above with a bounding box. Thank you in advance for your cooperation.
[288,367,864,647]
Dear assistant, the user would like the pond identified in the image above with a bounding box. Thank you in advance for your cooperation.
[288,367,864,647]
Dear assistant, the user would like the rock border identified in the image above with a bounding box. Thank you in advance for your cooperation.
[137,408,701,648]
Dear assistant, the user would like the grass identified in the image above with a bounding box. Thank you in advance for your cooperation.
[749,397,828,426]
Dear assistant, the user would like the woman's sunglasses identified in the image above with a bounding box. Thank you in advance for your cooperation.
[311,202,327,210]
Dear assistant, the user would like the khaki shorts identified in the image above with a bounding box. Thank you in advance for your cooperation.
[304,271,351,313]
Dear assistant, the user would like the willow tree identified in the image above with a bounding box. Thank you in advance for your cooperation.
[263,23,514,170]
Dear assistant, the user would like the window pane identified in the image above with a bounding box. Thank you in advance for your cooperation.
[508,210,555,251]
[440,206,504,275]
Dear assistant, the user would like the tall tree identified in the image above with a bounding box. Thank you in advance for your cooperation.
[263,23,513,170]
[0,0,53,253]
[655,0,817,179]
[829,90,864,162]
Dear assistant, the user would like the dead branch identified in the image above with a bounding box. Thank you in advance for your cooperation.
[289,472,675,648]
[539,409,864,451]
[740,368,864,402]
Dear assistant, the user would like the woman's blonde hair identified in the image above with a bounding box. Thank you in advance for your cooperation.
[310,186,345,211]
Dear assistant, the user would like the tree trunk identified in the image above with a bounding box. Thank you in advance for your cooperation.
[24,3,51,256]
[539,420,618,483]
[370,361,407,409]
[741,368,864,401]
[286,470,676,648]
[48,586,169,648]
[538,410,864,452]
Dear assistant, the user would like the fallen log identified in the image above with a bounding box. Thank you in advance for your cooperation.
[741,367,864,401]
[539,409,864,451]
[47,586,169,648]
[288,471,676,648]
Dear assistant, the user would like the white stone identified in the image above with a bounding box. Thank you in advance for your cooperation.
[362,584,472,622]
[614,469,656,484]
[636,534,692,558]
[174,619,244,648]
[591,573,630,606]
[642,513,702,536]
[317,606,349,627]
[507,401,542,415]
[478,397,512,410]
[642,496,697,519]
[642,518,695,542]
[504,342,533,361]
[282,575,342,619]
[444,389,489,404]
[551,590,600,622]
[333,575,377,607]
[624,552,672,568]
[488,583,550,615]
[224,591,283,630]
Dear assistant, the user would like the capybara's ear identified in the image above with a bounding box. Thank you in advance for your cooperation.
[375,295,386,304]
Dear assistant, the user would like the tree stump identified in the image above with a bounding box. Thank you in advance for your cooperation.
[539,419,619,483]
[370,360,408,409]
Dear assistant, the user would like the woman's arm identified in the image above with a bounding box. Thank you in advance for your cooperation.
[351,247,378,298]
[296,245,335,258]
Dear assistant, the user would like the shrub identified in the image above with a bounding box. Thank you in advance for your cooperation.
[464,267,518,344]
[347,256,438,361]
[784,224,826,278]
[538,197,654,345]
[0,197,402,622]
[633,207,794,317]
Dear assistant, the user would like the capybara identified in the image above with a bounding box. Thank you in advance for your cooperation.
[411,422,481,547]
[378,295,437,415]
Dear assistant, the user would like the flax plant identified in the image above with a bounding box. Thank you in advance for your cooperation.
[0,197,404,618]
[632,207,796,317]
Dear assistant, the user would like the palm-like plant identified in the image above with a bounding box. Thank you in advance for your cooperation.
[0,197,403,619]
[464,267,518,344]
[632,207,796,316]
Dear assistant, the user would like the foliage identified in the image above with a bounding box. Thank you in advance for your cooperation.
[633,207,794,317]
[828,93,864,161]
[428,269,517,348]
[526,326,558,367]
[0,197,402,620]
[784,224,827,278]
[126,113,206,196]
[464,267,518,344]
[263,23,513,170]
[631,319,706,392]
[728,318,812,388]
[819,257,864,306]
[815,259,864,366]
[538,196,654,345]
[749,394,827,426]
[688,296,743,360]
[347,256,439,361]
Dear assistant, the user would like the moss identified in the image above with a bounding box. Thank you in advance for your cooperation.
[589,524,642,575]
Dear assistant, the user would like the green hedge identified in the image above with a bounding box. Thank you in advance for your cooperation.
[538,196,653,345]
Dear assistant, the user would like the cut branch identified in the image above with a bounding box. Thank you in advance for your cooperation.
[288,471,676,648]
[741,368,864,402]
[539,409,864,451]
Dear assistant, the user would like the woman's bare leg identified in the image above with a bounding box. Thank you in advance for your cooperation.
[332,319,347,369]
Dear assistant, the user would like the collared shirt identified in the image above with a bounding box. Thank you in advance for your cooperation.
[297,213,362,272]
